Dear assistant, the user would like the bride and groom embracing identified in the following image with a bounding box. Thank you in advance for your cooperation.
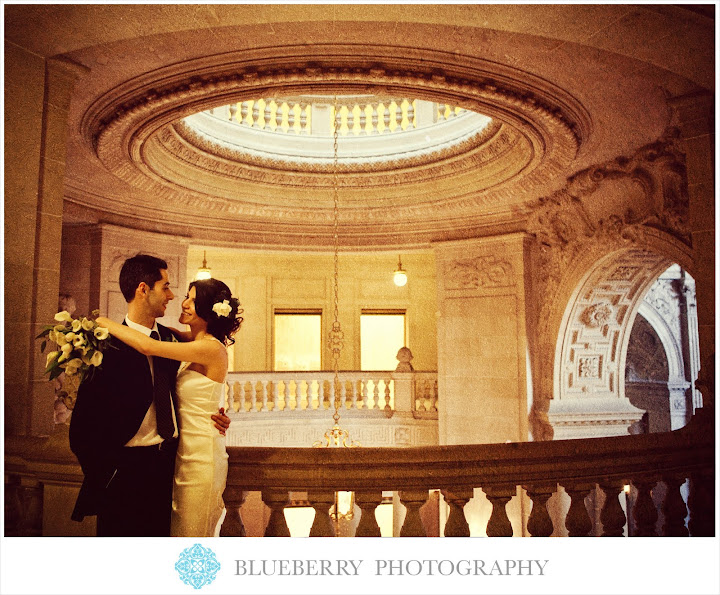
[69,254,242,537]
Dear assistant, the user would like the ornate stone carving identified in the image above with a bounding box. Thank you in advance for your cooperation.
[581,302,614,328]
[445,256,514,290]
[526,134,691,439]
[577,356,601,379]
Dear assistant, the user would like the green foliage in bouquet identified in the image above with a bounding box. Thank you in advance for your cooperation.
[37,309,113,409]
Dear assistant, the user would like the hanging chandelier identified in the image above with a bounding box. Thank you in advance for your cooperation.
[313,97,360,449]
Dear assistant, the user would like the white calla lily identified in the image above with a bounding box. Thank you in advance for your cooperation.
[54,311,73,322]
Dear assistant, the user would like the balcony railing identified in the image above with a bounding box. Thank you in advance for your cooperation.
[219,413,715,537]
[4,406,713,537]
[224,371,438,417]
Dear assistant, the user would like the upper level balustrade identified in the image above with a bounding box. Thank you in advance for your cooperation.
[223,371,439,448]
[225,371,438,417]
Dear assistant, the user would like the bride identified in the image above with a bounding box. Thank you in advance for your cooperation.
[97,278,242,537]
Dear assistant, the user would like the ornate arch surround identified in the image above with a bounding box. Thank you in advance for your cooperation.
[80,44,592,249]
[552,230,693,412]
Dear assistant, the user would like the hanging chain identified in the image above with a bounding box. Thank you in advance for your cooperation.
[329,97,344,425]
[313,98,358,448]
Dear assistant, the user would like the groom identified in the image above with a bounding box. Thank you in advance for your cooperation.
[69,254,230,536]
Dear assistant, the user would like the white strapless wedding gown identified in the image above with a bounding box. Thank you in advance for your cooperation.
[170,362,229,537]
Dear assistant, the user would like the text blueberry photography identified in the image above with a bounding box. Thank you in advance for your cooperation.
[175,544,221,590]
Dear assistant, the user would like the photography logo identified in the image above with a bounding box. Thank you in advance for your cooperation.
[175,543,221,589]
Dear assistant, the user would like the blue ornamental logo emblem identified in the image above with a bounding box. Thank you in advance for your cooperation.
[175,543,221,589]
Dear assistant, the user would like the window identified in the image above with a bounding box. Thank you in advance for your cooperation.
[274,311,322,371]
[360,310,406,370]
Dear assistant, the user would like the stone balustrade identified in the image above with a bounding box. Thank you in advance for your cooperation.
[220,413,715,537]
[4,409,713,537]
[225,371,438,417]
[211,98,463,137]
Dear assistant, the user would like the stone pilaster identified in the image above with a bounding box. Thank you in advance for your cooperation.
[4,48,87,437]
[669,91,715,412]
[433,234,530,445]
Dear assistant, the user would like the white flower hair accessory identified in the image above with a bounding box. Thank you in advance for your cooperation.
[212,299,232,317]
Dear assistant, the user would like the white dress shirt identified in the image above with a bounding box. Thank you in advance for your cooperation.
[124,316,179,446]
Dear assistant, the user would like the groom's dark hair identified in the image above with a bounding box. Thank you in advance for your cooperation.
[119,254,168,302]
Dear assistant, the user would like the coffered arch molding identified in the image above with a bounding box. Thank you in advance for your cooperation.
[543,228,693,438]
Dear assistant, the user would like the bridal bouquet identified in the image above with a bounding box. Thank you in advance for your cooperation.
[37,310,111,409]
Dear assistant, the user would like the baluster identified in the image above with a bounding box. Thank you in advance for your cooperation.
[225,381,234,412]
[341,380,348,409]
[279,380,288,412]
[688,471,714,536]
[308,491,336,537]
[361,378,369,409]
[220,486,247,536]
[526,485,555,537]
[384,378,392,414]
[372,381,380,411]
[355,492,382,537]
[631,479,658,536]
[662,476,689,536]
[318,380,326,409]
[441,489,472,537]
[261,490,290,537]
[261,380,269,411]
[249,380,258,412]
[307,379,316,410]
[600,482,626,537]
[563,484,593,537]
[399,490,428,536]
[301,379,309,410]
[484,487,514,537]
[350,379,359,409]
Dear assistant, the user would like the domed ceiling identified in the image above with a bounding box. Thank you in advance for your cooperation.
[16,4,708,250]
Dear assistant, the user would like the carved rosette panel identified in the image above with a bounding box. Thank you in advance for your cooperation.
[581,302,614,329]
[445,256,514,290]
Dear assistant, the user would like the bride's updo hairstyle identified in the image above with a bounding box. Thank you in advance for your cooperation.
[189,278,243,346]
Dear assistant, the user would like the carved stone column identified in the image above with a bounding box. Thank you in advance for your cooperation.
[399,490,428,536]
[220,486,247,537]
[661,476,689,537]
[261,490,290,537]
[562,483,594,537]
[687,471,715,537]
[441,489,472,537]
[308,491,336,537]
[599,482,627,537]
[631,480,658,537]
[525,485,555,537]
[484,486,515,537]
[354,491,382,537]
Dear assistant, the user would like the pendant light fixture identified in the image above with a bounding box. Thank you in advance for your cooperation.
[195,250,212,280]
[393,255,408,287]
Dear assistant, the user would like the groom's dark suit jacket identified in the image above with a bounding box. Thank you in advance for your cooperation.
[69,322,180,521]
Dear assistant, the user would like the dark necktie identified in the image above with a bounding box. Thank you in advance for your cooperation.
[150,330,175,439]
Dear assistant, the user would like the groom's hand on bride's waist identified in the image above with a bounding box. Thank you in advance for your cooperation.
[211,407,230,436]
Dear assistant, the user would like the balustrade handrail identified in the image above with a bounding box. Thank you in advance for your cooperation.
[224,415,714,492]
